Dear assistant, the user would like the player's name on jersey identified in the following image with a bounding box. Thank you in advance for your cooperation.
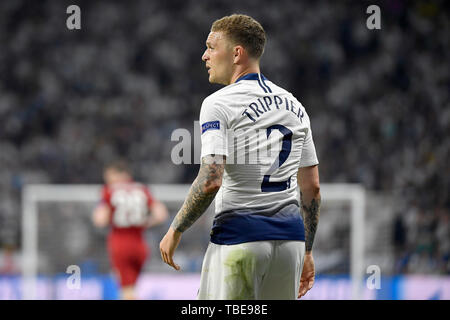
[242,95,304,123]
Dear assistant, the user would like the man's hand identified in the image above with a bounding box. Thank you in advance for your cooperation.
[298,252,315,298]
[92,204,110,228]
[159,227,182,271]
[145,200,169,229]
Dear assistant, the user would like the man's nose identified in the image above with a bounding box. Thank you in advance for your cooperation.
[202,49,208,61]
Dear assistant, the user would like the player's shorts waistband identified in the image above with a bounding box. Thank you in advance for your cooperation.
[210,204,305,245]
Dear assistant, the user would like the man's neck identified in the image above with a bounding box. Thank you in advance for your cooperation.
[229,64,260,84]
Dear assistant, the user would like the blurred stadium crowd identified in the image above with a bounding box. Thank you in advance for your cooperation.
[0,0,448,275]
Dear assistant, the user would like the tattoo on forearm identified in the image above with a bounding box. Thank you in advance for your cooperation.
[300,191,321,252]
[171,155,225,233]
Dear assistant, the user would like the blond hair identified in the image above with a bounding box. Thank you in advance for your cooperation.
[105,160,131,174]
[211,14,266,59]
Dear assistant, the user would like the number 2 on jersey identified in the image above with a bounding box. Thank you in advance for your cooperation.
[261,124,292,192]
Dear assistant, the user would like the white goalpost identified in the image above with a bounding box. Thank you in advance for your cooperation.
[21,183,365,300]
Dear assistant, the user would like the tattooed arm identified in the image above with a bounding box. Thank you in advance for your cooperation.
[160,154,225,270]
[171,155,225,232]
[298,164,321,252]
[297,164,320,298]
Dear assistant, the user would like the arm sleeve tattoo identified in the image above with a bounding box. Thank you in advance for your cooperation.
[171,155,225,233]
[300,191,321,252]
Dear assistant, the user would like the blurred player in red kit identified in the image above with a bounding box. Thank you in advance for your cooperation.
[92,161,168,300]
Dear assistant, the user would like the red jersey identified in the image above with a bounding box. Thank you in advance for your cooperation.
[101,181,154,287]
[101,181,154,237]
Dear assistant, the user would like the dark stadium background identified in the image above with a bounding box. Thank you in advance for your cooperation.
[0,0,448,299]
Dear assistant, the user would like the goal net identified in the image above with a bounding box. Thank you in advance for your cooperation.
[21,183,365,299]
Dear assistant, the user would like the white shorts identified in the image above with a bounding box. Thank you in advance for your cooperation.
[197,240,305,300]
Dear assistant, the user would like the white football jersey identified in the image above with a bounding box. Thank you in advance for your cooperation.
[199,73,319,245]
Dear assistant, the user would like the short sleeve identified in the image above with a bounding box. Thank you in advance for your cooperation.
[199,98,229,159]
[299,122,319,168]
[143,186,155,208]
[100,185,112,208]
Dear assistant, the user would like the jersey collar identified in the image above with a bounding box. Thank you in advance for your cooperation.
[235,73,268,83]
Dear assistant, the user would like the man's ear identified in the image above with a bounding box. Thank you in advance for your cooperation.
[233,45,246,64]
